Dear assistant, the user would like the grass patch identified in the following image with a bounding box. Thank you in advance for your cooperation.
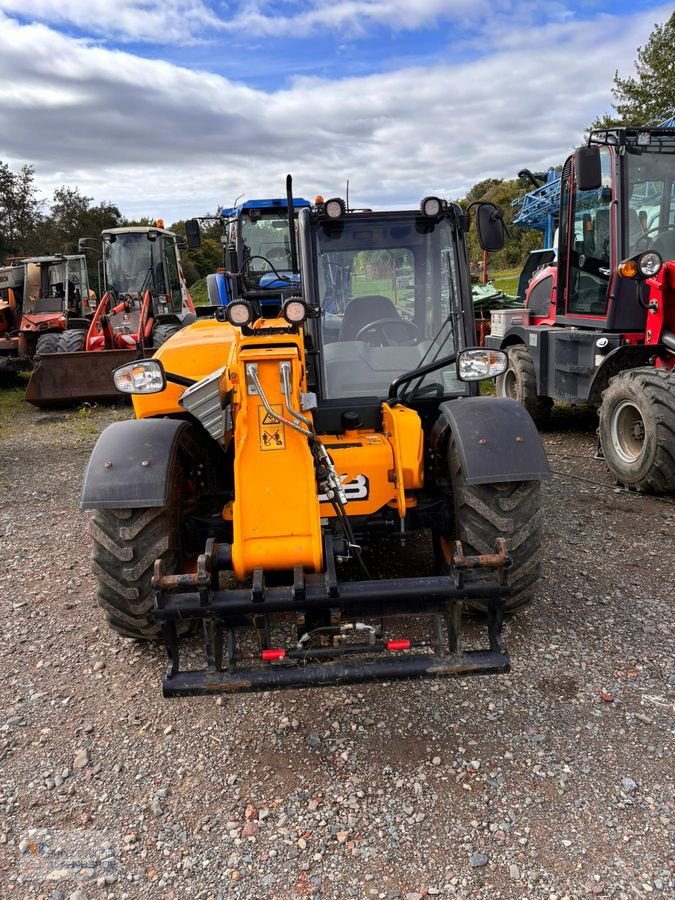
[490,267,521,298]
[0,383,26,418]
[188,278,209,306]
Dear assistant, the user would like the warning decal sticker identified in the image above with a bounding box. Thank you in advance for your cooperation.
[258,405,286,451]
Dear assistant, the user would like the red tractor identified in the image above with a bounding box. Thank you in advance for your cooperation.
[486,127,675,493]
[0,254,92,372]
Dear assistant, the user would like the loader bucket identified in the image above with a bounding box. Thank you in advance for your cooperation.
[25,349,144,407]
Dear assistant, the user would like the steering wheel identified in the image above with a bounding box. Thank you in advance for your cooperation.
[405,381,444,400]
[354,318,419,347]
[635,223,675,249]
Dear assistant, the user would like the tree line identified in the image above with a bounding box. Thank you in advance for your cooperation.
[0,163,223,290]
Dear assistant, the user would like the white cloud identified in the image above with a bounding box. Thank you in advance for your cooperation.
[0,6,671,223]
[0,0,224,44]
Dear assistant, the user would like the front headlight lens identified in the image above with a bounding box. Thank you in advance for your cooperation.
[421,196,443,217]
[457,348,508,381]
[226,301,254,326]
[113,360,166,394]
[638,251,662,278]
[282,298,308,324]
[324,198,346,218]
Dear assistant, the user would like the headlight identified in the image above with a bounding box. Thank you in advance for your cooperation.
[457,348,508,381]
[324,198,346,218]
[113,359,166,394]
[226,300,254,326]
[618,251,662,280]
[637,251,662,278]
[282,298,308,324]
[420,196,444,217]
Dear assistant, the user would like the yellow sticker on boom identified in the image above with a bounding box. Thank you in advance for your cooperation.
[258,405,286,451]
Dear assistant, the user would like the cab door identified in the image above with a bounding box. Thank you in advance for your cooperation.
[556,146,615,325]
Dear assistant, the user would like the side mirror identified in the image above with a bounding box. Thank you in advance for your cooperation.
[185,219,202,249]
[175,236,187,250]
[575,146,602,191]
[475,203,505,252]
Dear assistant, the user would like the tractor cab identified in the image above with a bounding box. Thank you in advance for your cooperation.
[526,127,675,333]
[189,192,311,311]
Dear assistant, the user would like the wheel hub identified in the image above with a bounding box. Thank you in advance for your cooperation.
[611,399,646,464]
[502,368,517,400]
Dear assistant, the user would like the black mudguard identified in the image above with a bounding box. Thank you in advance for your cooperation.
[434,397,551,485]
[80,418,190,509]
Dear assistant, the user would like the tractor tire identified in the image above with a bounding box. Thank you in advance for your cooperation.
[90,477,184,640]
[496,345,553,427]
[598,367,675,493]
[35,333,61,355]
[152,323,180,348]
[57,329,86,353]
[447,437,543,614]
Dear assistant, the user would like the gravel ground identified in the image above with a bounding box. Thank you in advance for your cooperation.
[0,395,673,900]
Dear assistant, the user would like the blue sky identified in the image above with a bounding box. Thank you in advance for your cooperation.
[0,1,672,223]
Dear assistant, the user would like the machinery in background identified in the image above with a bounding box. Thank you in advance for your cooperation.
[25,224,195,406]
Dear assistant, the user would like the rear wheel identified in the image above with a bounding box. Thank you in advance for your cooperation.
[57,329,86,353]
[35,333,61,355]
[90,473,184,639]
[598,367,675,493]
[152,323,180,348]
[497,345,553,426]
[446,437,543,613]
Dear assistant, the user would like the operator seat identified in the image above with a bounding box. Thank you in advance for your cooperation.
[339,295,400,342]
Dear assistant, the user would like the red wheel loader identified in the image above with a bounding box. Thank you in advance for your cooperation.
[486,126,675,493]
[25,224,195,406]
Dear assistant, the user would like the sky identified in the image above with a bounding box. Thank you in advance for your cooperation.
[0,1,672,225]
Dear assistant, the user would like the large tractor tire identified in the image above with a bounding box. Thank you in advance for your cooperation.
[598,367,675,493]
[152,323,180,348]
[89,478,184,640]
[35,333,61,355]
[57,329,86,353]
[496,345,553,427]
[447,437,543,614]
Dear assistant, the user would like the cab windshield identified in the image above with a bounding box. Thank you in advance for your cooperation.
[104,233,166,295]
[240,212,294,274]
[625,148,675,261]
[315,214,468,400]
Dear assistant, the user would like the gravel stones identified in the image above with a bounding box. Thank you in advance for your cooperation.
[72,748,89,769]
[0,393,673,899]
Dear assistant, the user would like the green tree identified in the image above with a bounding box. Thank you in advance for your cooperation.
[170,218,224,285]
[45,186,122,252]
[0,161,43,258]
[592,12,675,128]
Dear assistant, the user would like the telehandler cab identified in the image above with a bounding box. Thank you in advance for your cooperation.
[81,189,550,696]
